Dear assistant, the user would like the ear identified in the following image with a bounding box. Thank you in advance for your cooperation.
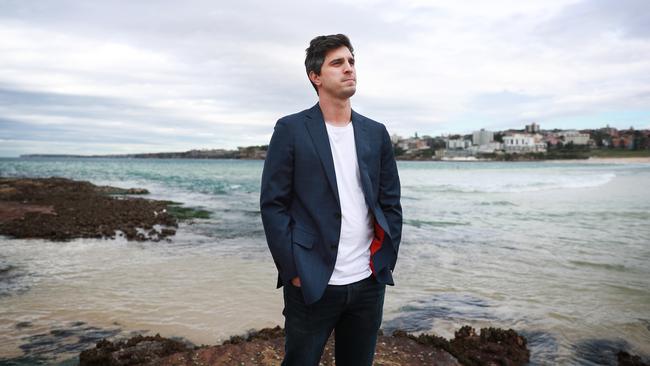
[308,71,321,87]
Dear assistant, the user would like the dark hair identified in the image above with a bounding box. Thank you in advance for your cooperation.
[305,34,354,94]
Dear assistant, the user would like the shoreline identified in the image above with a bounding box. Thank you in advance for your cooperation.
[584,157,650,163]
[530,157,650,164]
[397,157,650,163]
[2,175,649,365]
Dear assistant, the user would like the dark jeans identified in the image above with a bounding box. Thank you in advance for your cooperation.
[282,275,386,366]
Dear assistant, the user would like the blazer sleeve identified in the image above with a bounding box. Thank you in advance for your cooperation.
[379,125,402,270]
[260,118,298,284]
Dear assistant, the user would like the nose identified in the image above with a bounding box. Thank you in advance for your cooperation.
[343,60,353,74]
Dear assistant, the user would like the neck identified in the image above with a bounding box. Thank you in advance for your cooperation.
[318,94,351,127]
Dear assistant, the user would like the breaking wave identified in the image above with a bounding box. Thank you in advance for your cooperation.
[410,173,616,193]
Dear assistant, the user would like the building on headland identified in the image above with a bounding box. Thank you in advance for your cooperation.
[468,129,500,154]
[503,133,546,153]
[596,126,649,149]
[525,122,540,134]
[600,125,619,138]
[559,130,590,145]
[466,142,503,154]
[386,122,648,160]
[446,138,471,150]
[472,129,494,146]
[398,136,429,151]
[544,130,591,146]
[612,134,635,149]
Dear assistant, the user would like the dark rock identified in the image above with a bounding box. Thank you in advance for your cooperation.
[448,326,530,366]
[618,351,650,366]
[79,334,192,366]
[0,177,178,242]
[79,326,460,366]
[94,186,150,195]
[160,228,176,237]
[75,325,530,366]
[15,321,32,329]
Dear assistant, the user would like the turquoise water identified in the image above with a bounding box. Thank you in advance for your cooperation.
[1,158,649,365]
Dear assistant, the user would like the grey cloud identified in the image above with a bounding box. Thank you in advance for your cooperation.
[1,1,649,156]
[1,1,431,127]
[0,87,175,127]
[0,0,424,48]
[0,86,129,111]
[0,1,450,152]
[470,91,550,108]
[0,87,270,149]
[0,117,159,145]
[535,0,650,42]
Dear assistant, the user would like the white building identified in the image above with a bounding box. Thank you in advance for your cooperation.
[560,130,590,145]
[467,142,503,154]
[503,134,546,153]
[397,137,429,152]
[472,129,494,146]
[446,138,471,150]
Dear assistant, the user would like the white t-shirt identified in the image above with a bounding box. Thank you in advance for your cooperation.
[325,121,373,285]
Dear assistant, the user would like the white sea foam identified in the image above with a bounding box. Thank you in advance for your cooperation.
[405,171,616,193]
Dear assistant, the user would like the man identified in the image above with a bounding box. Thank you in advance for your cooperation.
[260,34,402,366]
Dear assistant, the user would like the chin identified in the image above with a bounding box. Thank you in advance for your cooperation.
[340,87,356,99]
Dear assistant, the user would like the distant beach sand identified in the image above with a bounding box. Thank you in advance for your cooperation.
[549,157,650,164]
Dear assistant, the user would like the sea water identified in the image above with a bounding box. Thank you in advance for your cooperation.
[1,158,649,365]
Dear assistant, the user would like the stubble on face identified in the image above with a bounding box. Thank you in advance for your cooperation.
[318,46,356,100]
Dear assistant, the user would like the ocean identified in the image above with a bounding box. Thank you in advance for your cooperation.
[1,158,649,365]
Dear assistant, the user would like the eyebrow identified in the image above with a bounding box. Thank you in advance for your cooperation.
[329,56,355,64]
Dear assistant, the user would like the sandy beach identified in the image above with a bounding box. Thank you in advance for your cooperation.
[552,157,650,164]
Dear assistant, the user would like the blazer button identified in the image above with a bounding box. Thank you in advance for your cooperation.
[335,212,342,219]
[331,244,338,249]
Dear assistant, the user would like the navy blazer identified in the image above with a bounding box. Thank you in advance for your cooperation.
[260,103,402,305]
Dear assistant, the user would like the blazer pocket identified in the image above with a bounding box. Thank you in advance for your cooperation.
[292,227,317,249]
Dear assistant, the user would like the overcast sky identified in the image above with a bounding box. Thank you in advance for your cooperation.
[1,0,649,156]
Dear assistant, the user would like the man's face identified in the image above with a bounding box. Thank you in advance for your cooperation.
[310,46,356,99]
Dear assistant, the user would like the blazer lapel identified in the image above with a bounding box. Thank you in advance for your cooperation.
[352,110,393,238]
[351,110,375,210]
[305,103,340,206]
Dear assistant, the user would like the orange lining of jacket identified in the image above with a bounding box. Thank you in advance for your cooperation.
[369,219,385,275]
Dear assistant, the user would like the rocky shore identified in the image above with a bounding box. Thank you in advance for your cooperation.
[78,325,533,366]
[3,176,648,365]
[0,177,180,241]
